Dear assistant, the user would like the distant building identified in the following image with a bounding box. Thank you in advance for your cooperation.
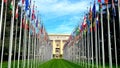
[49,34,70,59]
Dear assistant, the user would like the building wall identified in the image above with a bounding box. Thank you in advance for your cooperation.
[49,34,70,58]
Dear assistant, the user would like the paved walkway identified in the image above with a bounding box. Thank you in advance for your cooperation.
[39,59,81,68]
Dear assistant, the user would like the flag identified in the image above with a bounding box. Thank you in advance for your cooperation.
[80,25,83,32]
[99,2,102,12]
[75,27,80,36]
[10,0,13,10]
[15,5,18,19]
[83,16,87,28]
[89,6,92,22]
[92,1,96,31]
[92,2,96,18]
[28,0,31,18]
[90,23,92,32]
[104,0,108,4]
[96,14,99,28]
[40,23,43,34]
[98,0,101,3]
[4,0,7,3]
[25,0,29,11]
[112,0,116,17]
[87,19,90,33]
[22,18,29,30]
[22,0,24,4]
[36,18,38,27]
[32,5,35,20]
[28,8,31,18]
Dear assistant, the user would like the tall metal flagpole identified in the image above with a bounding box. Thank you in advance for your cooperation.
[112,0,118,68]
[90,22,94,68]
[118,0,120,39]
[118,0,120,61]
[0,0,4,40]
[95,18,98,68]
[106,3,112,68]
[27,0,32,67]
[93,1,98,68]
[112,13,118,68]
[100,2,105,68]
[97,13,101,67]
[82,31,85,67]
[86,8,90,68]
[81,31,84,67]
[89,6,94,68]
[0,1,7,68]
[13,5,19,68]
[23,16,27,68]
[98,21,101,67]
[17,4,23,68]
[8,0,15,68]
[34,33,36,68]
[31,35,34,68]
[84,30,87,68]
[27,13,31,68]
[27,26,31,68]
[87,28,90,68]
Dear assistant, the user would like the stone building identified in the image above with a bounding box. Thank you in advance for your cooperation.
[49,34,70,59]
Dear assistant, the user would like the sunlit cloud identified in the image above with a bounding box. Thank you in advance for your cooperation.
[34,0,94,34]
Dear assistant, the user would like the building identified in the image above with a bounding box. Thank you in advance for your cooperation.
[49,34,70,59]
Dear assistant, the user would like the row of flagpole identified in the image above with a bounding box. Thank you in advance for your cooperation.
[0,0,52,68]
[63,0,119,68]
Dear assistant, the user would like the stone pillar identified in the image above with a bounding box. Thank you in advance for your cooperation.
[53,40,56,58]
[60,40,63,58]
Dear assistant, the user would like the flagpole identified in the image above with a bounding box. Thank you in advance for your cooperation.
[98,21,101,67]
[0,1,7,68]
[111,1,118,68]
[23,16,27,68]
[87,24,90,68]
[17,4,23,68]
[84,30,87,68]
[95,18,98,68]
[27,27,31,68]
[27,1,32,67]
[31,35,34,68]
[118,0,120,39]
[13,14,18,68]
[118,0,120,59]
[82,31,85,67]
[34,33,36,68]
[112,9,118,68]
[8,0,15,68]
[96,13,101,65]
[13,5,19,68]
[112,14,118,68]
[106,3,112,68]
[0,0,4,40]
[99,2,105,68]
[81,29,84,67]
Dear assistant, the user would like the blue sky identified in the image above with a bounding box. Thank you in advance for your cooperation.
[34,0,96,34]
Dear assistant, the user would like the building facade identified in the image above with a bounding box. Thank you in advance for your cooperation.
[49,34,70,59]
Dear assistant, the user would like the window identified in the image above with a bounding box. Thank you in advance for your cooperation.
[56,48,60,52]
[56,44,59,46]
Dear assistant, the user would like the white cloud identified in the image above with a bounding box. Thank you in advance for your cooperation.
[34,0,93,34]
[35,0,92,19]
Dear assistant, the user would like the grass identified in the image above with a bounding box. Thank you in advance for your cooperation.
[39,59,82,68]
[1,59,120,68]
[74,61,120,68]
[1,60,42,68]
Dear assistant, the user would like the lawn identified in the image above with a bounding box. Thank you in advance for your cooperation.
[1,60,41,68]
[39,59,82,68]
[1,59,120,68]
